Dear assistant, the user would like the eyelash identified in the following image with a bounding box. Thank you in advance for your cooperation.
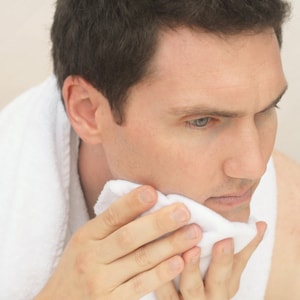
[185,117,214,129]
[185,103,280,129]
[260,103,280,114]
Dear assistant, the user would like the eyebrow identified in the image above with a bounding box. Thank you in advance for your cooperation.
[168,85,288,118]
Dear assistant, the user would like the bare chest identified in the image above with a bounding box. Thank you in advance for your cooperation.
[265,163,300,299]
[265,224,300,299]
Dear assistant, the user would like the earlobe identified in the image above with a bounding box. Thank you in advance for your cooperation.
[62,76,104,144]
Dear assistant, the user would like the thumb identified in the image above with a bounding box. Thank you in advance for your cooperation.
[230,221,267,294]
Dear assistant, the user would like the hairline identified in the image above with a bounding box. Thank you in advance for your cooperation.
[116,25,282,124]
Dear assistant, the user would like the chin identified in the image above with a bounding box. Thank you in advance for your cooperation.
[216,205,251,223]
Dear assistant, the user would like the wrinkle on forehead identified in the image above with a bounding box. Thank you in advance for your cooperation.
[131,27,286,113]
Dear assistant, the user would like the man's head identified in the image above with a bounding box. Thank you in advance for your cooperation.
[51,0,290,123]
[52,1,289,222]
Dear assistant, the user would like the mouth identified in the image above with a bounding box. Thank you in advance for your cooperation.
[205,186,254,211]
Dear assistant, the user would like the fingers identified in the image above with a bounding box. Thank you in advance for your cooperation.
[233,221,267,274]
[108,224,202,286]
[204,238,234,299]
[229,221,267,294]
[179,247,204,299]
[97,203,193,263]
[156,222,267,300]
[204,221,267,299]
[113,256,184,300]
[155,281,180,300]
[84,185,157,240]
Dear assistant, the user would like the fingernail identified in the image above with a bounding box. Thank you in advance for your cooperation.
[184,225,200,240]
[257,221,268,238]
[172,206,190,223]
[139,187,155,204]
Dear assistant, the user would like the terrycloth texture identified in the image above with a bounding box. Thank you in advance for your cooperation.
[0,76,89,299]
[95,181,257,277]
[95,158,277,300]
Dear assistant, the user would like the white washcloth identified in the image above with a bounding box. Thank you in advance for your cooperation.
[95,158,276,299]
[0,76,89,299]
[95,181,257,278]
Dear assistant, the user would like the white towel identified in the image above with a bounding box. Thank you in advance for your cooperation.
[95,181,257,278]
[0,76,89,299]
[95,158,277,300]
[0,76,276,300]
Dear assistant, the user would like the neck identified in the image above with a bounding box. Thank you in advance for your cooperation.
[78,141,113,218]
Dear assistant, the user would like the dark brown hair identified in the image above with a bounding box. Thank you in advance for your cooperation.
[51,0,291,123]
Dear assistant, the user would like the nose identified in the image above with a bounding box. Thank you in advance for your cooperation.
[223,121,267,181]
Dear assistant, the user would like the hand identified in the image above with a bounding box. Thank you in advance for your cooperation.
[156,222,267,300]
[35,185,202,300]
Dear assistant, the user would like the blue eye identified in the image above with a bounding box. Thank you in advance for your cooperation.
[187,117,211,128]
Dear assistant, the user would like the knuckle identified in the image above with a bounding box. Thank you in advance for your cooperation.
[130,275,147,295]
[74,249,94,275]
[168,231,181,250]
[166,227,189,252]
[182,283,204,298]
[85,276,98,297]
[153,211,169,234]
[207,275,225,289]
[70,228,88,249]
[85,275,108,299]
[134,246,153,268]
[152,204,188,234]
[115,226,134,250]
[103,206,122,228]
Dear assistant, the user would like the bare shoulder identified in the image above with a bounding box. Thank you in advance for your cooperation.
[265,151,300,299]
[273,152,300,223]
[273,151,300,182]
[273,150,300,193]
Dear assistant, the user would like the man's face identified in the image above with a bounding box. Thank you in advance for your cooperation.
[98,27,287,222]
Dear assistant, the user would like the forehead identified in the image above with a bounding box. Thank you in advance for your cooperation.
[138,27,285,105]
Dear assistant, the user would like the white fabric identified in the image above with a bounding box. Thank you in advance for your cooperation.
[0,76,276,300]
[0,76,89,299]
[232,158,277,300]
[95,159,277,300]
[95,181,257,278]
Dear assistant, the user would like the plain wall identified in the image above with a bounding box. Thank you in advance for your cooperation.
[276,1,300,163]
[0,1,299,163]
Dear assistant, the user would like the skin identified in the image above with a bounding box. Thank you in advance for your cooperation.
[35,27,294,299]
[78,27,286,223]
[265,152,300,299]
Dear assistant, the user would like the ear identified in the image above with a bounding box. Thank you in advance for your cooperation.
[62,76,109,144]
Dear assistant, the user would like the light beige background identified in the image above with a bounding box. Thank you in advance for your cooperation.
[0,1,299,163]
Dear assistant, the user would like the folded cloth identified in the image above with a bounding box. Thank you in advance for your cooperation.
[95,180,257,278]
[95,158,277,299]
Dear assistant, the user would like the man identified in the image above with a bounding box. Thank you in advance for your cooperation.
[0,0,299,299]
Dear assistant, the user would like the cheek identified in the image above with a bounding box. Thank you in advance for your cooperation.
[103,127,217,195]
[137,136,222,196]
[101,126,165,180]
